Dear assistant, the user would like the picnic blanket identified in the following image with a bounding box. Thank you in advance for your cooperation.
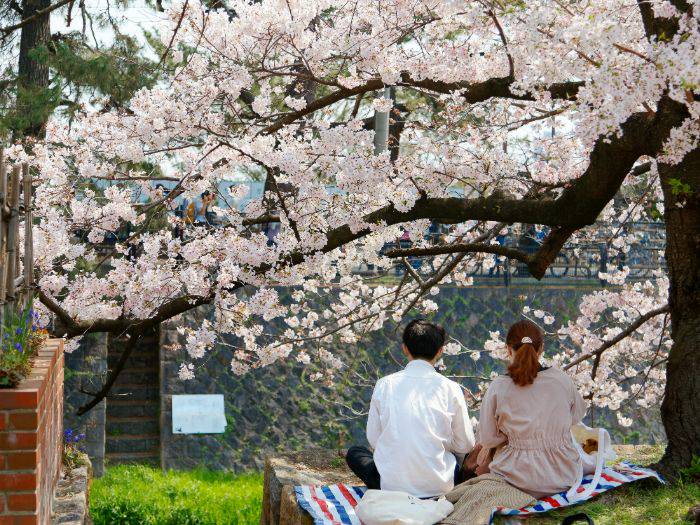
[294,463,663,525]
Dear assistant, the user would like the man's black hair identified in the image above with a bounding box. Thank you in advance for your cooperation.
[402,319,446,360]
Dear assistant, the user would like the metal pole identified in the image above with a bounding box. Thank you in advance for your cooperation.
[373,87,391,155]
[22,163,33,309]
[0,149,6,341]
[5,165,21,317]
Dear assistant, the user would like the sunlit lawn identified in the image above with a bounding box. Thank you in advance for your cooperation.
[91,465,262,525]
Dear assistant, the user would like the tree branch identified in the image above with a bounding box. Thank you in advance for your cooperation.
[1,0,72,36]
[636,0,656,40]
[527,226,577,279]
[385,242,530,264]
[156,0,188,68]
[563,304,670,371]
[40,289,216,337]
[76,331,141,415]
[260,75,584,135]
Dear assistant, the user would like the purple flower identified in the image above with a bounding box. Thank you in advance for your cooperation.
[14,343,23,353]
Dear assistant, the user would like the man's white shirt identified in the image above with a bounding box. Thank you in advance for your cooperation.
[366,359,476,497]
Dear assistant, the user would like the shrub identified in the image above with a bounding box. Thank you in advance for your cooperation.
[90,465,262,525]
[0,301,46,387]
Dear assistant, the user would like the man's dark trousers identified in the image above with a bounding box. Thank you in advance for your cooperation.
[346,445,466,491]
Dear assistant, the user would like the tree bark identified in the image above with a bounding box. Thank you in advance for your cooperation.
[658,145,700,476]
[16,0,51,139]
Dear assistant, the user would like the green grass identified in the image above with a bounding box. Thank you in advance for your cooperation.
[90,465,262,525]
[495,445,700,524]
[505,479,700,524]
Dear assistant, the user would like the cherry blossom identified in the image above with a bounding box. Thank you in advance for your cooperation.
[7,0,695,422]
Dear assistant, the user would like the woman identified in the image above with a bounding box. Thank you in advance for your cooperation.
[476,319,587,498]
[193,191,214,224]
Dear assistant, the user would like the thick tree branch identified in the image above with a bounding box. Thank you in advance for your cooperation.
[41,289,216,337]
[527,226,577,279]
[385,242,530,263]
[261,75,584,135]
[563,304,670,371]
[636,0,682,41]
[637,0,658,41]
[384,225,576,280]
[76,331,141,415]
[1,0,71,36]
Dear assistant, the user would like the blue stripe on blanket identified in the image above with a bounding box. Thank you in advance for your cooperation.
[294,464,663,525]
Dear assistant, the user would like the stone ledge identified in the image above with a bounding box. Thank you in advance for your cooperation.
[51,455,92,525]
[261,448,360,525]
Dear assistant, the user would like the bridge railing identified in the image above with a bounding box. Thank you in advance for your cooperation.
[84,217,666,284]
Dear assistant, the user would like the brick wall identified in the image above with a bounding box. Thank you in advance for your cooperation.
[0,339,64,525]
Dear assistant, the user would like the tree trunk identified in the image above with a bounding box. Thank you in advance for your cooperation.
[658,145,700,476]
[16,0,51,139]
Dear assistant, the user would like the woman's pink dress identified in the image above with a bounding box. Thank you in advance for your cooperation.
[477,367,588,499]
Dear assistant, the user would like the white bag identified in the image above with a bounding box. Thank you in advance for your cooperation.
[355,490,454,525]
[566,423,617,502]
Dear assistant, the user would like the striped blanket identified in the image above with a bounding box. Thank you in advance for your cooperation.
[295,463,662,525]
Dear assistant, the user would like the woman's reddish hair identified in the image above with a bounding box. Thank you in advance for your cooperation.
[506,319,544,386]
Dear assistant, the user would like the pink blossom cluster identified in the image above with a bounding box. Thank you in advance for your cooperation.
[6,0,695,407]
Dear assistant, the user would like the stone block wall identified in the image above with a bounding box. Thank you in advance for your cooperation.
[105,328,160,466]
[66,282,665,473]
[63,333,107,477]
[0,339,64,525]
[160,283,660,472]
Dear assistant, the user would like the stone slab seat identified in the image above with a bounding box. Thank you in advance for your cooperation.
[262,445,657,525]
[261,448,360,525]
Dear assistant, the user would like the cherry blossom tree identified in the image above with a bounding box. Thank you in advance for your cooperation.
[4,0,698,475]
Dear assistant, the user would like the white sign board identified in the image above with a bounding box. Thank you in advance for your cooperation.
[172,394,227,434]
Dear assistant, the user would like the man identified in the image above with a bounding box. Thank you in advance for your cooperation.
[346,319,476,497]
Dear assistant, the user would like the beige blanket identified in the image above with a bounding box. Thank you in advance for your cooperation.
[440,474,536,525]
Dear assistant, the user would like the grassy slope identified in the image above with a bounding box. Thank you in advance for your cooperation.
[92,446,698,525]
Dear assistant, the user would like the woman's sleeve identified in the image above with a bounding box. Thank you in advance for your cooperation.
[571,383,588,424]
[478,383,507,449]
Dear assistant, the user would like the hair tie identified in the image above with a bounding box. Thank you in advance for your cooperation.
[521,337,533,344]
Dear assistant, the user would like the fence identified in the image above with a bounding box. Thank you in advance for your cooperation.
[357,239,666,284]
[0,148,34,341]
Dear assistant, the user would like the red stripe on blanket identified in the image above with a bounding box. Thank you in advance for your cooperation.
[602,472,625,484]
[338,484,358,507]
[542,496,561,508]
[311,486,338,525]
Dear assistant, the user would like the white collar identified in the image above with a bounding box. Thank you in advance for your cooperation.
[404,359,437,376]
